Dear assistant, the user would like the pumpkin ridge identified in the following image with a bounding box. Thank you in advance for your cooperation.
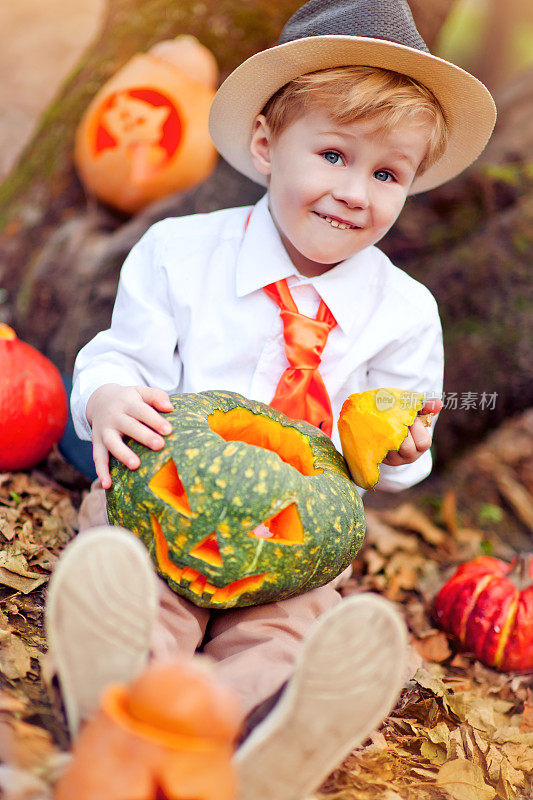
[493,595,519,669]
[457,573,495,643]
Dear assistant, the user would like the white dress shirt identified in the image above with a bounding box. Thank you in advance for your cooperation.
[72,194,443,492]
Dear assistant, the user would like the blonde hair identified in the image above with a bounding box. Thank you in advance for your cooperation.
[261,66,448,176]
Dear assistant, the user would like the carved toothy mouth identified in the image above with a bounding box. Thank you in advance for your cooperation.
[151,516,270,603]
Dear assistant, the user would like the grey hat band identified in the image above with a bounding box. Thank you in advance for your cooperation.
[278,0,430,53]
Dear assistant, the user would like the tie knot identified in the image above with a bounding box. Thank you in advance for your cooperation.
[280,310,331,370]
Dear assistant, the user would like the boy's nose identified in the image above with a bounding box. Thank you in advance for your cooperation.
[332,174,370,209]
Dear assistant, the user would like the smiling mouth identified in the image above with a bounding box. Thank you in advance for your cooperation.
[314,212,359,230]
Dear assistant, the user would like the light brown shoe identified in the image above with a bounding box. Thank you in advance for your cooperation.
[45,526,158,737]
[235,593,407,800]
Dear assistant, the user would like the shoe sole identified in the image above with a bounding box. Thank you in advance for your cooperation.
[235,593,407,800]
[45,526,158,737]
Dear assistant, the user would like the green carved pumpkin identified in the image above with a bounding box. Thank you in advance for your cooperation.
[106,391,365,608]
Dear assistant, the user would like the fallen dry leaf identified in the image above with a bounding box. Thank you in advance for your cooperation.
[365,511,418,555]
[0,633,32,681]
[0,718,56,771]
[441,490,459,535]
[379,503,446,546]
[0,508,19,542]
[0,548,41,578]
[413,630,452,663]
[476,453,533,533]
[0,567,48,594]
[435,758,496,800]
[384,551,426,593]
[520,689,533,733]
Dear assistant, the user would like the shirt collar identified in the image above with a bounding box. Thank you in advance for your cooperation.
[235,195,295,295]
[235,194,379,335]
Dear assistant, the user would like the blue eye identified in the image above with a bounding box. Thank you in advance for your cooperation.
[374,170,393,182]
[323,151,342,165]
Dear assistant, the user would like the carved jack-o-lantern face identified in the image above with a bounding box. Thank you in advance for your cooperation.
[107,391,366,608]
[94,89,182,177]
[74,42,217,214]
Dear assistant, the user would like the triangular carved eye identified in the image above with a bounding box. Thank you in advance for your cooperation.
[149,459,193,517]
[190,533,223,567]
[249,502,304,545]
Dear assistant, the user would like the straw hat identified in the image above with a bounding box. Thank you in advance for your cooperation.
[209,0,496,194]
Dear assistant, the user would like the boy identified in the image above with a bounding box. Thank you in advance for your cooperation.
[47,0,496,797]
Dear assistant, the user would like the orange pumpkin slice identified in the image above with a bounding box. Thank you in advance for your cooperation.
[338,388,425,490]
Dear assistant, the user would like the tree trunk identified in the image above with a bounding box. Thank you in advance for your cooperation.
[475,0,533,90]
[0,0,303,283]
[408,0,457,51]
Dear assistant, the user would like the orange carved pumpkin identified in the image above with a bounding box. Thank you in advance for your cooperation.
[75,36,218,214]
[0,324,67,471]
[54,660,241,800]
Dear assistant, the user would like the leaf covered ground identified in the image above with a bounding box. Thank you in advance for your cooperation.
[0,412,532,800]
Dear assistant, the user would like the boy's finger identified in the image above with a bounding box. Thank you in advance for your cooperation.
[419,398,443,416]
[118,416,167,450]
[129,401,173,436]
[136,386,174,412]
[101,429,142,471]
[396,429,418,460]
[409,417,432,452]
[92,441,112,489]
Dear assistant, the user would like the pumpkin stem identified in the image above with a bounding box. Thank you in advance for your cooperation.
[507,552,533,591]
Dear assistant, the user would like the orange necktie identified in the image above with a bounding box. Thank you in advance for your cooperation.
[264,279,337,436]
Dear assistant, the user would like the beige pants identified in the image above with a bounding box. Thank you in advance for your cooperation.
[78,481,352,719]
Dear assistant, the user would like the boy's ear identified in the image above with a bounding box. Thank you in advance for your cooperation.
[250,115,273,177]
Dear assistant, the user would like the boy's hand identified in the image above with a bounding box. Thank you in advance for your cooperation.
[382,398,443,467]
[86,384,174,489]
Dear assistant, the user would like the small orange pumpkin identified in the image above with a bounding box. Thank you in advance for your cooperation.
[338,388,426,490]
[0,324,67,471]
[54,659,241,800]
[75,36,218,214]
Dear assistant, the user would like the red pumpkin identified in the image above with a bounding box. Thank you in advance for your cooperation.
[434,554,533,672]
[0,324,67,471]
